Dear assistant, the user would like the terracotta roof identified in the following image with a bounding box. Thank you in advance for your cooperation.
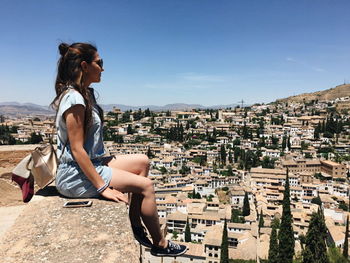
[167,211,187,221]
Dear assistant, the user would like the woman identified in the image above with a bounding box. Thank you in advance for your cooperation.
[51,42,187,257]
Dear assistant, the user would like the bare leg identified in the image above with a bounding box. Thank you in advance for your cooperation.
[107,154,149,227]
[109,167,166,247]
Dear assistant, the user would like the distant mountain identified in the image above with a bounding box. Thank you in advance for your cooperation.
[0,104,54,117]
[275,84,350,104]
[101,102,242,111]
[0,102,241,116]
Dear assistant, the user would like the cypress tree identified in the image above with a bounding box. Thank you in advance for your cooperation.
[185,218,191,242]
[231,208,240,223]
[147,147,154,158]
[127,124,133,134]
[220,144,227,165]
[343,215,349,259]
[228,150,233,164]
[220,220,229,263]
[314,122,321,139]
[268,218,279,263]
[278,170,295,263]
[242,192,250,216]
[258,209,264,231]
[302,210,329,263]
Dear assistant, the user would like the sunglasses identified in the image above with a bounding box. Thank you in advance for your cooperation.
[94,59,103,69]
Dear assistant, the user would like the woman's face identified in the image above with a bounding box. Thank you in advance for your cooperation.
[83,52,104,85]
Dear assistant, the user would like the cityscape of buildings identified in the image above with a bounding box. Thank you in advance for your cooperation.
[1,96,350,262]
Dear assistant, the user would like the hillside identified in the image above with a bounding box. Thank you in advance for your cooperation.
[0,104,54,117]
[275,84,350,104]
[0,102,241,116]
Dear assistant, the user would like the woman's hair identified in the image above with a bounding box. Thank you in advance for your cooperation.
[51,42,104,135]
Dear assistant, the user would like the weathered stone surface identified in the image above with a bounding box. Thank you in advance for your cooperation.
[0,195,139,263]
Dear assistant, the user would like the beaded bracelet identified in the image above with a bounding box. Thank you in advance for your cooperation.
[97,182,109,193]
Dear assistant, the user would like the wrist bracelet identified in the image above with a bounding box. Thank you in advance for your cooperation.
[97,182,109,193]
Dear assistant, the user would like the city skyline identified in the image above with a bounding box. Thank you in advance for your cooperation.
[1,0,350,106]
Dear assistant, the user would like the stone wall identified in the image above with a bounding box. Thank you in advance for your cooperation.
[0,195,140,263]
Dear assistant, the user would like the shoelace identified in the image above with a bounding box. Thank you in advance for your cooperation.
[168,241,181,250]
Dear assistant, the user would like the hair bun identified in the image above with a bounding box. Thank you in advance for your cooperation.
[58,43,69,56]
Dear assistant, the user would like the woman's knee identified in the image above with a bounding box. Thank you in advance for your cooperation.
[136,154,150,175]
[142,178,155,195]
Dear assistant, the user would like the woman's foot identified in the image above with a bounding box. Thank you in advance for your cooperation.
[150,240,188,257]
[131,225,153,248]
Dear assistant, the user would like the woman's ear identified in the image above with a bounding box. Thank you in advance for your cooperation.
[81,61,88,72]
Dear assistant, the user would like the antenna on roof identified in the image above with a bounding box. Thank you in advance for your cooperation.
[237,99,245,108]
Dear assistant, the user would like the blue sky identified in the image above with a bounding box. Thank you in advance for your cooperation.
[1,0,350,106]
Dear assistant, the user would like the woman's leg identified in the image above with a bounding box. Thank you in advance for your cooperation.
[109,167,166,247]
[106,154,150,227]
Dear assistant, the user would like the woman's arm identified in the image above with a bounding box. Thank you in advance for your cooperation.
[64,105,128,203]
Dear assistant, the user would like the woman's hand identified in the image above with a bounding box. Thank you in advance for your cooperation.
[101,187,129,204]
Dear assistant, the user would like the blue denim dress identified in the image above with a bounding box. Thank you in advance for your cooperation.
[55,88,112,198]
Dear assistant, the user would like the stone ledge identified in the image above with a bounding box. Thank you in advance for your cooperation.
[0,195,139,263]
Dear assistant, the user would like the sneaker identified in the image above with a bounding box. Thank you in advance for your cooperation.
[132,225,153,248]
[151,240,188,257]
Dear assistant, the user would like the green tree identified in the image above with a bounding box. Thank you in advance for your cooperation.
[258,209,264,231]
[234,147,240,163]
[121,110,131,122]
[328,247,348,263]
[242,192,250,217]
[206,194,214,202]
[228,150,233,164]
[231,208,245,223]
[262,156,275,169]
[160,166,167,175]
[185,218,191,242]
[227,165,234,177]
[220,144,227,165]
[220,220,229,263]
[311,196,322,207]
[231,208,240,223]
[147,147,154,158]
[172,230,178,240]
[268,217,279,263]
[144,108,151,117]
[302,210,329,263]
[29,132,43,144]
[339,201,349,212]
[314,122,321,139]
[180,165,190,175]
[127,124,133,134]
[278,171,295,263]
